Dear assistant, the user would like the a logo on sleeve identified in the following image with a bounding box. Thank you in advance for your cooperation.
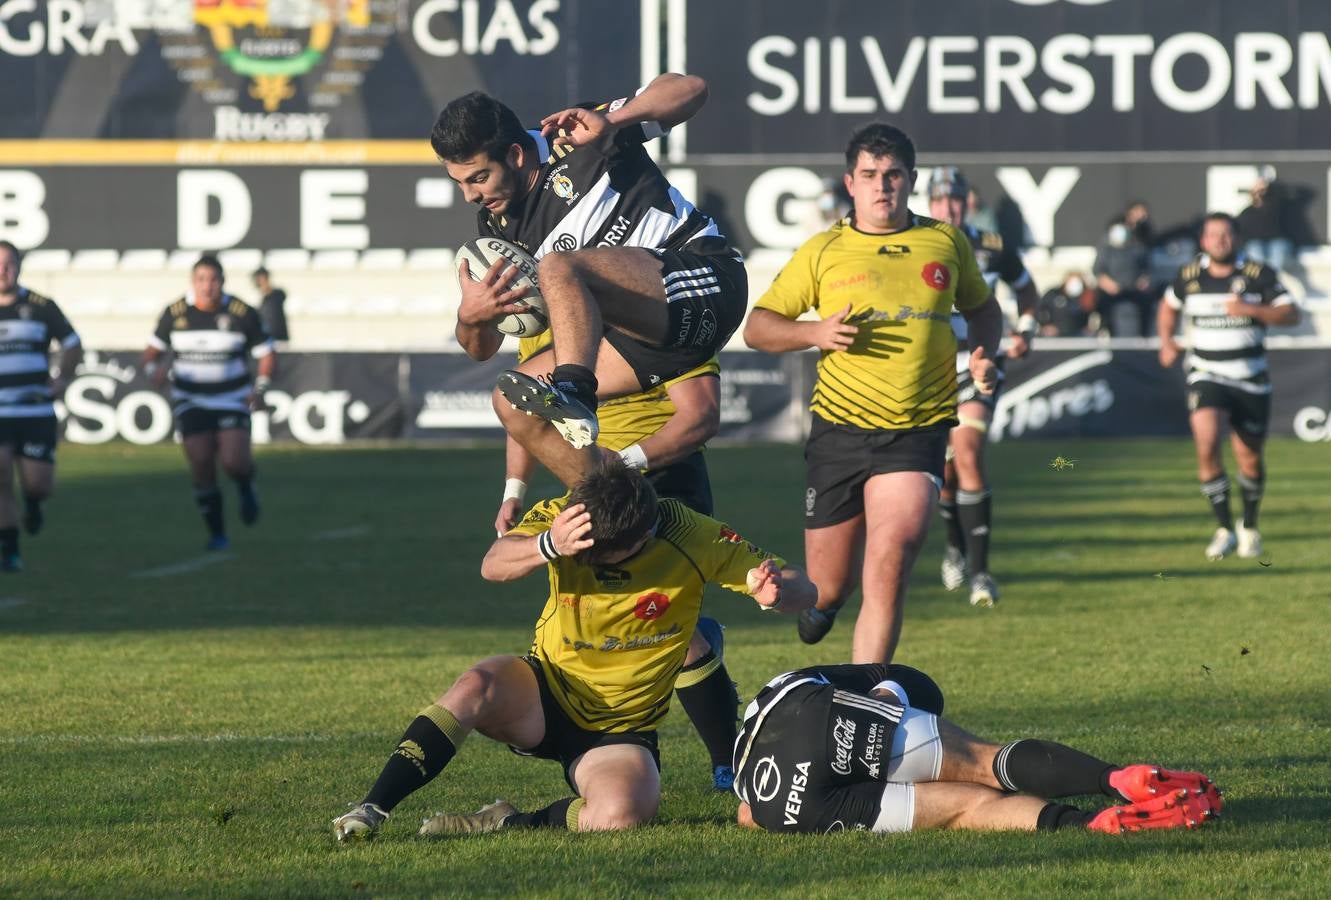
[921,262,951,291]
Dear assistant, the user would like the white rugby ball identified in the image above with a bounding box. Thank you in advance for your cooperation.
[455,237,549,337]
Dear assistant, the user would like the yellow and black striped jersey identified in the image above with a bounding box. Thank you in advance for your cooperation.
[755,216,989,430]
[517,335,719,453]
[508,495,781,732]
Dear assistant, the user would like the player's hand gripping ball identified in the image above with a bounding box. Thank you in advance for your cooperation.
[455,238,548,336]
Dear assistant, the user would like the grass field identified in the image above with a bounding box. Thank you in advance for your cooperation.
[2,438,1329,897]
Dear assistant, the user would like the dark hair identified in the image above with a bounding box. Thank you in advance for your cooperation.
[844,122,916,173]
[0,240,20,270]
[568,460,659,566]
[1201,212,1239,238]
[252,267,269,279]
[193,254,224,279]
[430,91,534,163]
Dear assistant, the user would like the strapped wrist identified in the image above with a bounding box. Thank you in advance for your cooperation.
[503,478,527,503]
[618,443,649,471]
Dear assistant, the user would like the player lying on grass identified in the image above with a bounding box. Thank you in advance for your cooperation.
[333,461,815,841]
[734,663,1222,835]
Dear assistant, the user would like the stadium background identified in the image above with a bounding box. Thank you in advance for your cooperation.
[3,0,1331,444]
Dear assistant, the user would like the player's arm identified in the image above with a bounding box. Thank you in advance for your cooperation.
[961,295,1003,393]
[143,309,175,387]
[744,558,817,614]
[630,374,720,470]
[495,435,537,537]
[1157,281,1184,368]
[1236,301,1300,326]
[1005,277,1041,358]
[455,258,531,362]
[243,307,276,408]
[743,307,857,353]
[44,304,82,400]
[481,501,591,582]
[604,73,708,132]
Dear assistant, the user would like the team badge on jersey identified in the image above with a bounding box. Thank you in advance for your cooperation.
[1230,277,1248,294]
[921,262,952,291]
[634,592,670,620]
[174,317,189,329]
[216,314,232,331]
[17,306,32,320]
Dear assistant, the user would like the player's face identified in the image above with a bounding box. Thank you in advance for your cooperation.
[446,148,523,215]
[928,193,966,227]
[1200,220,1237,264]
[192,265,224,306]
[0,247,18,295]
[844,152,916,233]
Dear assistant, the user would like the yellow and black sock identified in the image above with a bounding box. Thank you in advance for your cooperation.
[675,651,738,767]
[505,797,585,831]
[363,704,466,813]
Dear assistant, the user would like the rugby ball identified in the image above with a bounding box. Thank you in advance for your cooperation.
[455,237,549,337]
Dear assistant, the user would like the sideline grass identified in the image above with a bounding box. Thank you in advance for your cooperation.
[1,439,1329,896]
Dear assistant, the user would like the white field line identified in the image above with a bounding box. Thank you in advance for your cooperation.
[310,525,371,541]
[132,553,234,578]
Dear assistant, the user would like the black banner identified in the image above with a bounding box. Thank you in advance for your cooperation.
[683,0,1331,157]
[52,346,1331,445]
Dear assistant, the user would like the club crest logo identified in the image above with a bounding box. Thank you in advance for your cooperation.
[921,261,952,291]
[154,1,396,136]
[552,174,575,200]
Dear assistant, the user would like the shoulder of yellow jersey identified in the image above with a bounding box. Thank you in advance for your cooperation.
[916,216,973,261]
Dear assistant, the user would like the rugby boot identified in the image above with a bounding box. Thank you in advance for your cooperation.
[797,605,839,645]
[941,546,967,591]
[1086,789,1218,834]
[498,371,599,449]
[419,800,519,836]
[1205,527,1237,561]
[969,571,999,608]
[332,802,388,842]
[1109,765,1224,812]
[1236,524,1262,559]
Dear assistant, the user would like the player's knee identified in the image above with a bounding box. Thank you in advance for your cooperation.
[444,665,498,707]
[581,793,657,831]
[537,251,578,288]
[684,628,711,663]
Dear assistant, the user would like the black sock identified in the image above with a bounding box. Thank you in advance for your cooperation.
[993,739,1116,798]
[363,705,465,813]
[504,797,584,831]
[675,651,739,767]
[938,498,965,552]
[234,469,255,497]
[551,364,598,402]
[0,526,17,557]
[956,488,992,573]
[194,487,225,538]
[22,494,42,521]
[1237,471,1264,529]
[1200,475,1233,530]
[1036,802,1097,831]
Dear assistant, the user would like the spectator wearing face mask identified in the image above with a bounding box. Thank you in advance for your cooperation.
[1036,273,1094,336]
[1093,219,1153,336]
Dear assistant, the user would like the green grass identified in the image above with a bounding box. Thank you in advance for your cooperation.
[1,439,1329,897]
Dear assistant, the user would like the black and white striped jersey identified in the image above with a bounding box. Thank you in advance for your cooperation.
[150,295,271,414]
[951,224,1027,364]
[477,96,725,260]
[0,288,79,418]
[1163,256,1293,395]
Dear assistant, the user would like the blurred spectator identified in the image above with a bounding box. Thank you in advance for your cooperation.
[1124,200,1154,247]
[252,267,289,343]
[1093,220,1154,336]
[797,176,850,240]
[1237,166,1297,273]
[966,187,998,234]
[1036,273,1095,336]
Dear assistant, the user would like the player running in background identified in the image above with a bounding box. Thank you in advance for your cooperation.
[142,255,274,551]
[0,240,82,572]
[926,167,1040,607]
[332,462,815,841]
[495,335,740,791]
[743,123,1003,663]
[1158,213,1298,560]
[733,662,1222,836]
[435,75,747,486]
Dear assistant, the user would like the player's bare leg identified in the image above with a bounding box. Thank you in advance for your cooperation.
[569,743,661,831]
[854,472,936,662]
[182,432,227,550]
[951,402,997,605]
[495,342,641,487]
[911,782,1048,831]
[15,458,54,538]
[797,515,864,644]
[0,447,22,570]
[217,427,259,527]
[1189,407,1236,559]
[1229,427,1266,557]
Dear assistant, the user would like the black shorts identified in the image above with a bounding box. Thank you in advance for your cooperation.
[742,682,904,835]
[956,355,1008,409]
[647,451,713,516]
[0,415,58,463]
[804,415,949,528]
[510,655,661,791]
[176,407,251,437]
[606,237,747,390]
[1187,380,1271,438]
